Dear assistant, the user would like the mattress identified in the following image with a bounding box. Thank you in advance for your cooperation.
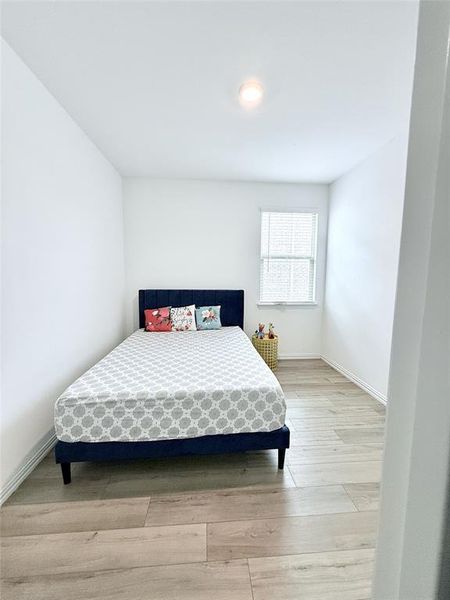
[54,327,286,443]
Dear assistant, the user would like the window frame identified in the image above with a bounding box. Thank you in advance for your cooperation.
[258,208,319,306]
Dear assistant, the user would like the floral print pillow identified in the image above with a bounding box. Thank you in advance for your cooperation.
[170,304,197,331]
[144,307,172,332]
[195,305,222,330]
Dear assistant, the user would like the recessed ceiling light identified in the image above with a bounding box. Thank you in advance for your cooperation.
[239,81,264,107]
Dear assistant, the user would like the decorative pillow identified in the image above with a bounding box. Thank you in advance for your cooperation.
[170,304,197,331]
[196,305,222,330]
[144,306,172,332]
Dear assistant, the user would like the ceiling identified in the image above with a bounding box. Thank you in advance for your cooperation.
[1,1,418,183]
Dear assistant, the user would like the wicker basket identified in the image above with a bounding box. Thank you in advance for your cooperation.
[252,334,278,370]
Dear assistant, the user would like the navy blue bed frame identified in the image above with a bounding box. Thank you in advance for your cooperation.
[55,289,289,484]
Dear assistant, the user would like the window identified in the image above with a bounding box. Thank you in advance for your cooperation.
[259,211,318,304]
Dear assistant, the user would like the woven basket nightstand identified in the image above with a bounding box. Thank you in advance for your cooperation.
[252,334,279,370]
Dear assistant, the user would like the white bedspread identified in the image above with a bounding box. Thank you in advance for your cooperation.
[54,327,286,443]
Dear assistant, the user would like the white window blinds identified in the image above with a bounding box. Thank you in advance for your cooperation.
[260,211,318,303]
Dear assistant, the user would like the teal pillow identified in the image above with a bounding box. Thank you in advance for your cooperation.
[196,305,222,330]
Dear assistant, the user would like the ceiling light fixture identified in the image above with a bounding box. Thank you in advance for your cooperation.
[239,80,264,107]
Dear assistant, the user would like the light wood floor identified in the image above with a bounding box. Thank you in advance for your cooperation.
[0,359,385,599]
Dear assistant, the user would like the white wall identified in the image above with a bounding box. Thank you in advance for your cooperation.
[1,41,126,497]
[321,136,409,401]
[123,178,328,357]
[374,2,450,597]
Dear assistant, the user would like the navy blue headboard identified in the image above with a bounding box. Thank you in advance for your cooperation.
[138,289,244,329]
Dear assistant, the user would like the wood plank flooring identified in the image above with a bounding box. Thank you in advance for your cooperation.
[0,359,385,599]
[249,548,375,600]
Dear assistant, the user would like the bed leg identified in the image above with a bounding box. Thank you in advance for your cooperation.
[278,448,286,470]
[61,463,71,485]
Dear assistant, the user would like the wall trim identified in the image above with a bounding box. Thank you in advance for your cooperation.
[320,355,387,405]
[279,354,321,360]
[1,429,57,505]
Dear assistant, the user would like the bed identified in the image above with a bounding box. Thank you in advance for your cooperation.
[54,289,290,483]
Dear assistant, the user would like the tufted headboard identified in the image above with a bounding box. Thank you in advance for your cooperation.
[138,289,244,329]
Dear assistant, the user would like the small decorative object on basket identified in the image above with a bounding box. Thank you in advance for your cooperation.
[252,325,278,370]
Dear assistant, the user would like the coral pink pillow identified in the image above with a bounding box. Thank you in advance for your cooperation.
[144,307,172,332]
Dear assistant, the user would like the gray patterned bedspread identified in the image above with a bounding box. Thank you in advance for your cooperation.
[54,327,286,443]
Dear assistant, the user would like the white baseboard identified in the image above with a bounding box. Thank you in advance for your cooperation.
[279,354,321,360]
[320,355,387,405]
[1,429,57,505]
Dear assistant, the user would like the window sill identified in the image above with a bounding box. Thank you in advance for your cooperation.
[257,302,318,307]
